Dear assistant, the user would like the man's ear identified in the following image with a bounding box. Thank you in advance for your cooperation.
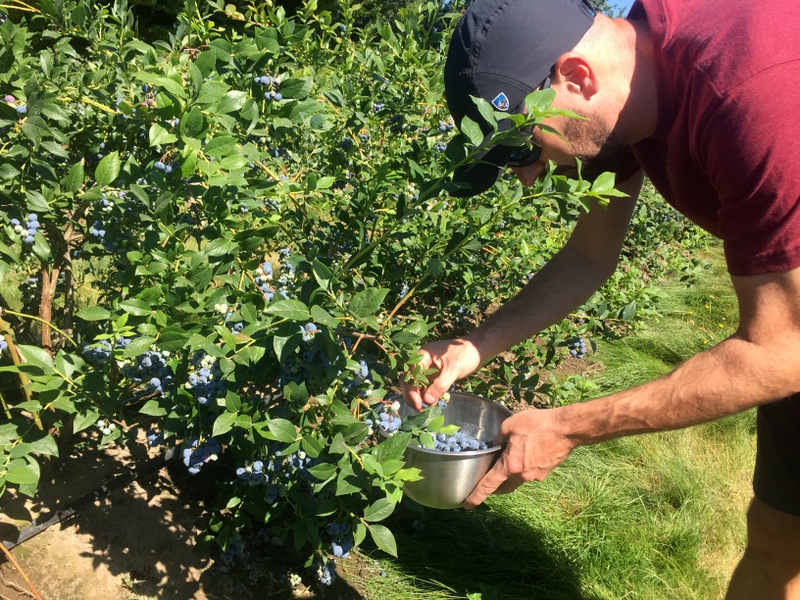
[552,52,599,100]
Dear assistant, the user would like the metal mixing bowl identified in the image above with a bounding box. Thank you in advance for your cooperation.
[387,392,512,509]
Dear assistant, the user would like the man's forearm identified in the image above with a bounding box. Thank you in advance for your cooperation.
[561,334,800,446]
[466,243,615,362]
[466,186,640,365]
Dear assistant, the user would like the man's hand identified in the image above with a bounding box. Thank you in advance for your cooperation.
[401,338,482,410]
[463,407,578,509]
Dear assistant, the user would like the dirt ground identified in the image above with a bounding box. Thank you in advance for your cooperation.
[0,431,367,600]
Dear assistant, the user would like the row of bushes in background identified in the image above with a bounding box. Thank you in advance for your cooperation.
[0,0,709,588]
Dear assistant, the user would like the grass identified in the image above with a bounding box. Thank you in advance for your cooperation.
[346,243,755,600]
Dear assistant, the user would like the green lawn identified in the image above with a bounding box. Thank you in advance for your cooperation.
[347,244,754,600]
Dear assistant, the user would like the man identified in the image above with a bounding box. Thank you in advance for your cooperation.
[401,0,800,597]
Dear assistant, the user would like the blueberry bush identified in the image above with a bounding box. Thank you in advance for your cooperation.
[0,0,708,586]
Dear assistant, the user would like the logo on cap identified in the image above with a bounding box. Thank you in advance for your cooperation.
[491,92,510,111]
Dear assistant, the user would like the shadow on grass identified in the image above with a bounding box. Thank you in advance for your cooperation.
[355,497,598,600]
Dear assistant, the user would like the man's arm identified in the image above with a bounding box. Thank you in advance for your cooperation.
[402,171,643,409]
[463,262,800,508]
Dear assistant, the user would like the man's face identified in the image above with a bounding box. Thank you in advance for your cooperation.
[510,103,632,185]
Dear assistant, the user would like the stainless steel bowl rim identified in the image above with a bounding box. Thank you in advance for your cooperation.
[404,440,502,456]
[379,392,510,455]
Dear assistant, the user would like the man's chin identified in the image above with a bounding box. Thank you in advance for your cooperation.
[555,149,636,182]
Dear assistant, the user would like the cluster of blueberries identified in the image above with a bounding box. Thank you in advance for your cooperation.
[235,447,314,503]
[153,160,178,174]
[326,520,354,559]
[83,339,115,364]
[253,75,283,101]
[10,213,40,245]
[433,141,447,153]
[120,349,174,395]
[316,558,338,587]
[219,535,245,566]
[300,322,319,341]
[5,93,25,115]
[255,261,275,301]
[185,351,225,406]
[89,219,106,239]
[95,418,117,436]
[427,430,491,453]
[267,147,288,158]
[182,437,221,475]
[146,429,164,447]
[374,410,402,434]
[567,337,588,359]
[235,459,270,485]
[0,339,8,353]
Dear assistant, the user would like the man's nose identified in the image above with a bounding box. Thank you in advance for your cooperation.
[510,162,546,187]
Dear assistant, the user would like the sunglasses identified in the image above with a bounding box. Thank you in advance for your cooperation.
[507,140,543,168]
[504,67,551,169]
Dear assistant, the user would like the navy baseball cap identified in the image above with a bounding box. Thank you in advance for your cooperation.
[444,0,597,196]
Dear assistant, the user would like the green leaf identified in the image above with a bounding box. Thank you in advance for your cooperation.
[180,107,206,137]
[133,72,186,97]
[123,336,156,358]
[419,431,435,448]
[62,161,84,193]
[363,498,396,522]
[312,259,333,291]
[471,96,498,132]
[279,77,313,100]
[73,410,100,433]
[349,288,389,319]
[149,123,178,147]
[620,301,637,321]
[310,305,339,328]
[139,400,167,417]
[525,88,556,114]
[118,298,153,316]
[0,164,20,179]
[460,116,485,147]
[428,415,445,430]
[306,463,337,482]
[266,418,297,443]
[216,90,248,114]
[95,151,121,187]
[75,306,111,321]
[212,411,238,437]
[266,300,310,321]
[156,326,191,352]
[204,135,237,158]
[368,523,398,557]
[17,345,55,373]
[336,463,363,496]
[5,464,39,486]
[371,431,412,462]
[590,171,616,194]
[329,432,348,454]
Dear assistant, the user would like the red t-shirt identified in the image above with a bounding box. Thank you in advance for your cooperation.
[628,0,800,276]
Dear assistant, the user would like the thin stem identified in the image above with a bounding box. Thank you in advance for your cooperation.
[0,543,43,600]
[1,309,78,348]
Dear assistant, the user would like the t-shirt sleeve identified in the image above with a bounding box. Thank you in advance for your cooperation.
[701,64,800,276]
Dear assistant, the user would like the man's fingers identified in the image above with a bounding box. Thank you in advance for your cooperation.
[421,377,451,406]
[403,385,424,411]
[462,456,510,509]
[401,350,433,409]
